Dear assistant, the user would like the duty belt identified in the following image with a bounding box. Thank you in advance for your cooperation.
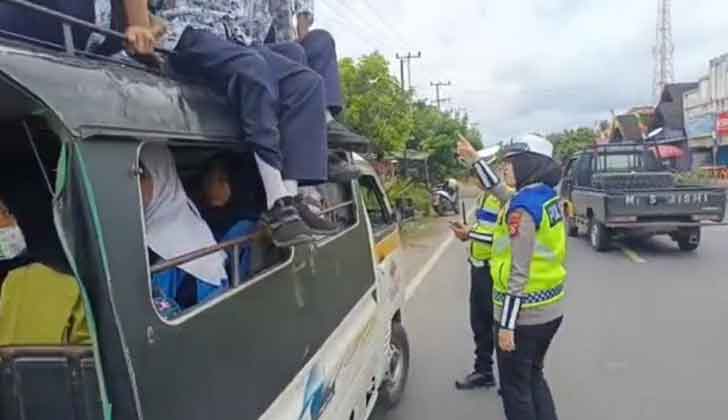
[493,285,564,306]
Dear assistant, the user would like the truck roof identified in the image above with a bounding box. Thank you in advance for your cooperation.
[0,39,369,152]
[0,40,242,142]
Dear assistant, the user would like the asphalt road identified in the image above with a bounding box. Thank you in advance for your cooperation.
[374,226,728,420]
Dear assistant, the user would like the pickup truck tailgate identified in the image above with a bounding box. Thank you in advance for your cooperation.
[605,188,726,220]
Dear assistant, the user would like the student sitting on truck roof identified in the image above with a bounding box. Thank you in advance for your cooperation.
[140,144,229,311]
[139,0,349,247]
[0,196,91,346]
[0,0,160,55]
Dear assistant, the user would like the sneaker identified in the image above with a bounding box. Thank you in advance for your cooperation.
[262,198,315,247]
[328,157,361,183]
[454,371,496,390]
[294,195,339,235]
[328,119,369,153]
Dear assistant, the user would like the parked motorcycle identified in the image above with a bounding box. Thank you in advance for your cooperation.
[432,179,460,217]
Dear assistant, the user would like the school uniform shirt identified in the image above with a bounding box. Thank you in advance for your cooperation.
[0,263,91,346]
[148,0,313,49]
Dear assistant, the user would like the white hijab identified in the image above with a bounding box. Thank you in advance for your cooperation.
[140,144,228,286]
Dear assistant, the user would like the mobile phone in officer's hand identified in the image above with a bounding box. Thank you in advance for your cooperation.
[449,221,464,229]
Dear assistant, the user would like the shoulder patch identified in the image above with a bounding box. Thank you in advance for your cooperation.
[544,200,564,227]
[509,212,522,237]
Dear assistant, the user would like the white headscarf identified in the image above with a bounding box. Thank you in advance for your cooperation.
[140,144,228,286]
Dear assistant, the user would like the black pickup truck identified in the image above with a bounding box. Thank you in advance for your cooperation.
[560,144,726,252]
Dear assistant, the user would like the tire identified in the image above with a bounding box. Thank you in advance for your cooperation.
[589,220,610,252]
[676,227,701,252]
[566,216,579,237]
[433,204,446,217]
[378,323,410,410]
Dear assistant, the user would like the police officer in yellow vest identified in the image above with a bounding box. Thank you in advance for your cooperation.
[458,133,566,420]
[450,189,502,390]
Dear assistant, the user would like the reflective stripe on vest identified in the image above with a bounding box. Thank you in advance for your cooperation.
[490,186,567,310]
[470,194,502,261]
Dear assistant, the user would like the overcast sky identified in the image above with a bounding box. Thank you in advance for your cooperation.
[316,0,728,144]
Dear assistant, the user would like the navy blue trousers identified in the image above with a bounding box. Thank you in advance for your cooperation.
[300,30,343,115]
[267,30,344,115]
[170,28,327,183]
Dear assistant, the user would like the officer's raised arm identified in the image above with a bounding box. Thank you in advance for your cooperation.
[456,134,514,203]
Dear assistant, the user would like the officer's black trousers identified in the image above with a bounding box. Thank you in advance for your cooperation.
[497,317,562,420]
[470,263,494,374]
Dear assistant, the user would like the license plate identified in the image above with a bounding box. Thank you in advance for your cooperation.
[624,192,711,207]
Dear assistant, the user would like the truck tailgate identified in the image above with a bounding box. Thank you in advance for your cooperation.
[605,188,726,220]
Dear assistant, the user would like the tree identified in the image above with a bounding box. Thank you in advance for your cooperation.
[548,127,596,162]
[339,54,414,158]
[411,102,483,181]
[339,53,484,180]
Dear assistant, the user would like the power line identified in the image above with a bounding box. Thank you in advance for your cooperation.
[320,0,401,50]
[359,0,409,46]
[318,2,380,51]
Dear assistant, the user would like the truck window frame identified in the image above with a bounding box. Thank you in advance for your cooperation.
[137,142,359,325]
[358,174,395,237]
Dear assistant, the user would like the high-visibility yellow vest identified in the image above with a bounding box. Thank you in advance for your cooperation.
[490,184,567,310]
[470,194,502,261]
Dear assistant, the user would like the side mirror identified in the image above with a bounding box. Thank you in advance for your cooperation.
[392,209,403,224]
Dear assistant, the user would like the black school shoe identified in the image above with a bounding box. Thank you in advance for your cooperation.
[454,371,497,390]
[328,156,361,183]
[293,195,339,236]
[328,119,369,153]
[262,198,315,247]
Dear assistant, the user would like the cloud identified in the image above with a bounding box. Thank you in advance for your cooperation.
[319,0,728,141]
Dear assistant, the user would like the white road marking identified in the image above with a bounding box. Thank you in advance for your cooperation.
[405,205,477,301]
[615,243,647,264]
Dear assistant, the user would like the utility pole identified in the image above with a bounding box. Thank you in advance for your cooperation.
[430,81,452,110]
[395,52,421,180]
[395,52,422,91]
[653,0,674,101]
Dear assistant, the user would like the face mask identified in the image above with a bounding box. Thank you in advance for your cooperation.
[0,225,27,261]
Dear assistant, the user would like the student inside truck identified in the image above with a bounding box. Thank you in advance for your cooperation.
[197,156,259,283]
[140,144,229,312]
[0,196,91,346]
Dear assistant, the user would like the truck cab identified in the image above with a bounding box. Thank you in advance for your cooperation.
[561,144,726,252]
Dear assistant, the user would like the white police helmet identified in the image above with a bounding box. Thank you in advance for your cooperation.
[503,134,553,159]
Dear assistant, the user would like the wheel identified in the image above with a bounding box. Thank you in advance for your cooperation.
[589,220,610,252]
[378,323,410,410]
[676,227,701,252]
[433,204,446,217]
[566,216,579,237]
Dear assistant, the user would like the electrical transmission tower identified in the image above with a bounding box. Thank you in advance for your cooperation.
[653,0,675,101]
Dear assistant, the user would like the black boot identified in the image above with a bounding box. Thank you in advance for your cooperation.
[328,155,361,183]
[293,195,339,235]
[328,119,369,153]
[262,198,315,247]
[455,371,496,390]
